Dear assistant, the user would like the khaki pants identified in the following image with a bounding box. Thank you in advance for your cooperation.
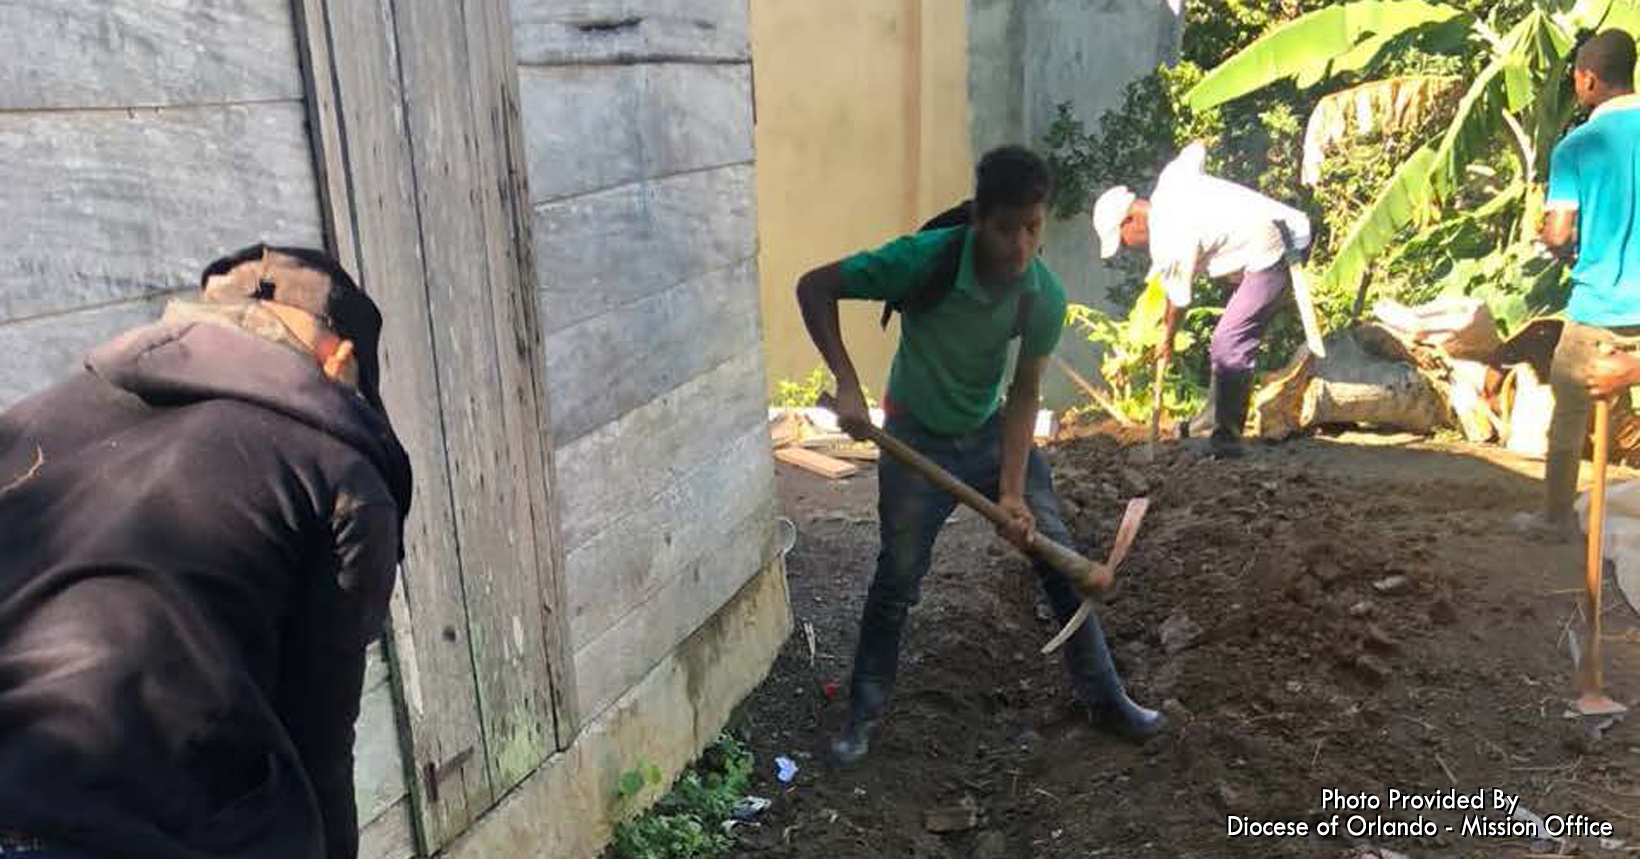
[1544,321,1640,521]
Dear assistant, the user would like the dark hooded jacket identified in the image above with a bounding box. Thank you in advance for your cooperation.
[0,310,413,859]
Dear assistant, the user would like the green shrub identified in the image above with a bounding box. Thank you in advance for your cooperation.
[607,734,756,859]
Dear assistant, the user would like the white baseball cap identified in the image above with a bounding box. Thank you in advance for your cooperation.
[1091,186,1137,259]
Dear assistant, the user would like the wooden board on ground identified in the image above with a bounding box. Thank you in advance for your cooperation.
[796,432,854,450]
[770,422,801,449]
[825,444,881,462]
[775,446,858,479]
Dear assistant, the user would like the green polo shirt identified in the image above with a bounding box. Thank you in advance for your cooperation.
[839,226,1067,436]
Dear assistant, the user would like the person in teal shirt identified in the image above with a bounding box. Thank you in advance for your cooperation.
[796,146,1165,766]
[1525,29,1640,540]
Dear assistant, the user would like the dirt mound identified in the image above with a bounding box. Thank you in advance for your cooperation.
[730,431,1639,859]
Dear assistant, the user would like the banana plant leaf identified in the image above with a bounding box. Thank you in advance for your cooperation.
[1301,75,1465,184]
[1184,0,1470,109]
[1318,145,1442,316]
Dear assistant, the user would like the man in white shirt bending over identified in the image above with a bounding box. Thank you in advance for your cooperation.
[1092,143,1312,458]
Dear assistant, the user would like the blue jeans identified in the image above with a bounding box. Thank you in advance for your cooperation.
[846,411,1127,722]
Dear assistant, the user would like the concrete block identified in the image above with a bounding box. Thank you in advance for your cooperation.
[0,1,303,110]
[520,63,752,204]
[553,347,766,552]
[520,65,644,203]
[532,164,756,334]
[542,258,760,443]
[642,64,752,184]
[0,103,324,325]
[561,422,774,649]
[569,498,779,724]
[511,0,750,65]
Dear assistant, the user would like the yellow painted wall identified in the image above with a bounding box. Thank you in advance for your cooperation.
[751,0,972,397]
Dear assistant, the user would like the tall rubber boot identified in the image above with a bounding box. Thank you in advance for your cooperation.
[1039,560,1167,742]
[1209,370,1254,459]
[830,601,905,766]
[1179,375,1217,439]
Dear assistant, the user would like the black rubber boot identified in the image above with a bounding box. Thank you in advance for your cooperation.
[1043,570,1170,744]
[830,675,890,766]
[830,711,881,767]
[1084,691,1168,743]
[1209,370,1255,460]
[1178,375,1217,440]
[831,607,902,766]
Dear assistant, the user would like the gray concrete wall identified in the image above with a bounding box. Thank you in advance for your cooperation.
[511,0,782,728]
[968,0,1182,406]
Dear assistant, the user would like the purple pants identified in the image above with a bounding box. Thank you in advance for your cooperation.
[1209,263,1290,374]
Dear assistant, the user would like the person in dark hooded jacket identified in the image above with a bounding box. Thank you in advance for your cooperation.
[0,244,413,859]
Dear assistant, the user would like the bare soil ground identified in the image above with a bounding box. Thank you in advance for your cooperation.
[726,428,1640,859]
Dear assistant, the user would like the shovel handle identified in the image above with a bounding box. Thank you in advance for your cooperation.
[1148,354,1168,447]
[1581,394,1611,698]
[816,394,1112,595]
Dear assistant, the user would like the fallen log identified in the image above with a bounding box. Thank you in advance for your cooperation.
[1250,347,1315,439]
[1301,371,1450,432]
[1274,325,1455,434]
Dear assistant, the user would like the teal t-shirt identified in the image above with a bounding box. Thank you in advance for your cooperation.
[838,227,1068,436]
[1547,94,1640,326]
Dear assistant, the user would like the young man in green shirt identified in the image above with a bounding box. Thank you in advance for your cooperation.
[1524,30,1640,540]
[797,146,1165,766]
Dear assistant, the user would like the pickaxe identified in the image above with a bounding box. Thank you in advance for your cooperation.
[816,394,1149,653]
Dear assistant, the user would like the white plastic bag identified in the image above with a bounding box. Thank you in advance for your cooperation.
[1575,481,1640,616]
[1373,297,1502,361]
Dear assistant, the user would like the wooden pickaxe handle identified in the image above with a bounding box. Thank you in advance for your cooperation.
[816,394,1112,596]
[1576,343,1627,715]
[1147,353,1168,456]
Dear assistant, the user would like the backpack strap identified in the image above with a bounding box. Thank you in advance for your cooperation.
[879,231,1041,344]
[879,226,967,329]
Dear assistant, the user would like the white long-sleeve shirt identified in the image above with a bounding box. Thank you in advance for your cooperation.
[1147,144,1312,307]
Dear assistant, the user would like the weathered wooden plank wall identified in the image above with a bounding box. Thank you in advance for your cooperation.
[0,4,413,859]
[300,0,575,852]
[511,0,779,725]
[0,3,323,410]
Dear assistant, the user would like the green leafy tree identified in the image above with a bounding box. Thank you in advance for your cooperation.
[1186,0,1640,330]
[607,734,755,859]
[1063,280,1221,423]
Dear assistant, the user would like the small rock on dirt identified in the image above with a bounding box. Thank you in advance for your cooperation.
[1429,597,1458,626]
[1363,624,1399,652]
[1373,575,1410,594]
[1159,611,1203,654]
[1349,600,1375,618]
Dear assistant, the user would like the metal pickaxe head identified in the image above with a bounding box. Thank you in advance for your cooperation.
[1041,497,1150,654]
